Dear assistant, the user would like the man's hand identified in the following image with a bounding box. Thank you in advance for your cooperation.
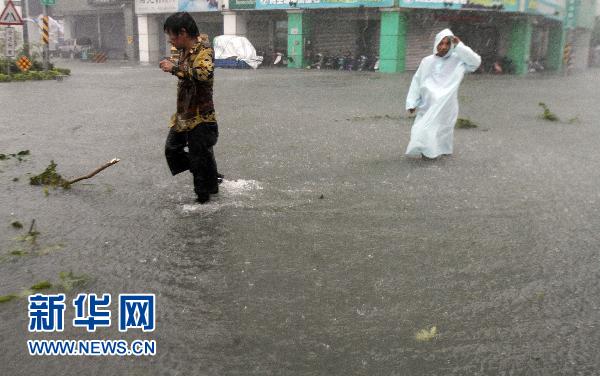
[159,59,175,73]
[452,36,461,45]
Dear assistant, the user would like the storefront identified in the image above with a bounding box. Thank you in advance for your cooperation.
[135,0,222,64]
[252,0,391,68]
[53,0,136,60]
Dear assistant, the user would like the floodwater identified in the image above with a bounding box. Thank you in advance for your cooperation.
[1,62,600,375]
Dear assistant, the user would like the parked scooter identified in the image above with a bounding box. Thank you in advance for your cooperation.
[310,52,325,69]
[273,52,286,66]
[372,55,380,71]
[343,52,356,71]
[323,53,336,70]
[356,55,369,71]
[528,59,545,73]
[336,54,346,70]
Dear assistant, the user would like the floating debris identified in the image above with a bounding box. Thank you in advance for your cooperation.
[29,161,71,189]
[455,118,478,129]
[67,158,120,185]
[0,295,17,303]
[538,102,559,122]
[30,281,52,291]
[59,271,88,292]
[38,244,64,255]
[15,219,40,245]
[415,326,438,342]
[10,221,23,229]
[30,159,120,190]
[0,150,30,162]
[350,114,403,122]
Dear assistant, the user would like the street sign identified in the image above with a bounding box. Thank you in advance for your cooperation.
[40,0,56,5]
[4,27,16,57]
[564,0,580,29]
[0,0,24,25]
[16,56,32,71]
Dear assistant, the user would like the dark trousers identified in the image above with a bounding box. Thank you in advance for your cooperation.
[165,125,218,198]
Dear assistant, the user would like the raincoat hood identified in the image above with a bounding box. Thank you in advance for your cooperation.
[433,28,455,56]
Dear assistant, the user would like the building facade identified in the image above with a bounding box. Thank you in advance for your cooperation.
[129,0,596,73]
[51,0,137,60]
[25,0,595,73]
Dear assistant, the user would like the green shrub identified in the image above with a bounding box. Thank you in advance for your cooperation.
[0,73,11,82]
[31,60,53,71]
[0,57,18,72]
[11,73,28,81]
[53,67,71,76]
[45,70,59,79]
[29,71,44,80]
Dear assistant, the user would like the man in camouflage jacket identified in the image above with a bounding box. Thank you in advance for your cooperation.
[160,12,219,204]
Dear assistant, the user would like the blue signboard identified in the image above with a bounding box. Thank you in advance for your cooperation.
[399,0,519,12]
[178,0,219,11]
[256,0,394,9]
[525,0,564,20]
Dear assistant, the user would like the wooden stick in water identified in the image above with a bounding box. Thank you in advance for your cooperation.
[68,158,120,185]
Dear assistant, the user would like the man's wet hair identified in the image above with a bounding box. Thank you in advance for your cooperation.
[164,12,199,38]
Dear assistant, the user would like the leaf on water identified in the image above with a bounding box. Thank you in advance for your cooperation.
[29,161,71,189]
[384,114,402,121]
[455,118,478,129]
[18,289,33,298]
[10,249,27,256]
[59,271,88,292]
[38,244,64,255]
[31,281,52,291]
[351,114,402,122]
[415,326,438,342]
[16,232,40,244]
[0,150,30,162]
[0,295,17,303]
[538,102,559,122]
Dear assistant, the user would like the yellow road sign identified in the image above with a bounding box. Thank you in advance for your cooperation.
[16,56,32,72]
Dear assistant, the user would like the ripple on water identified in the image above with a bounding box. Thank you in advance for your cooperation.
[181,179,263,213]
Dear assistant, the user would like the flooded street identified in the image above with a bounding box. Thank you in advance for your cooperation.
[2,62,600,375]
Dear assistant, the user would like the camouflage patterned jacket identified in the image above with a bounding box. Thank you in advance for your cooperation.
[169,41,217,132]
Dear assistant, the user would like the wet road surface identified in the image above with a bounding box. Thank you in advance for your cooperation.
[1,62,600,375]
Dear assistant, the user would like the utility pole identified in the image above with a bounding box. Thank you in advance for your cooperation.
[22,0,30,57]
[42,3,49,70]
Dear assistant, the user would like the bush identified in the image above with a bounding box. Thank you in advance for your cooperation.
[11,73,28,81]
[44,70,59,79]
[31,60,54,71]
[53,67,71,76]
[0,66,70,83]
[0,57,18,72]
[29,71,44,80]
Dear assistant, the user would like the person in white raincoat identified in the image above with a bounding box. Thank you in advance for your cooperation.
[405,29,481,159]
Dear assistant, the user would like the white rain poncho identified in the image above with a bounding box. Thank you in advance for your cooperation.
[405,29,481,158]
